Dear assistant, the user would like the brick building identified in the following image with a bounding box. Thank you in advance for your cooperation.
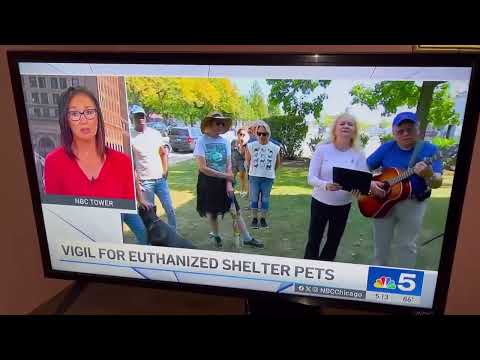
[21,75,130,192]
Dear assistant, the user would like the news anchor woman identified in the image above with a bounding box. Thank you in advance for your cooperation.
[44,87,135,200]
[304,113,368,262]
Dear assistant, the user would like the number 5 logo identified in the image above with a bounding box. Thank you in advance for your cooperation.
[397,273,416,292]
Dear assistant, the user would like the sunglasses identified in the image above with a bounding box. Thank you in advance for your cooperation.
[214,121,225,127]
[257,132,268,137]
[239,133,247,137]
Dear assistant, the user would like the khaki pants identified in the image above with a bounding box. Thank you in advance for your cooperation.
[373,199,427,268]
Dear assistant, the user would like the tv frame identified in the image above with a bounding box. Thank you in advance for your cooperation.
[7,51,480,315]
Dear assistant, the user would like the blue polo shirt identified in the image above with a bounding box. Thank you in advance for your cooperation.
[367,140,442,198]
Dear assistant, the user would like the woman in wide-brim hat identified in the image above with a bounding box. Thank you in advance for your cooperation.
[200,111,232,134]
[193,111,263,249]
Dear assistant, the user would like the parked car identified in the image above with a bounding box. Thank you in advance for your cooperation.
[168,126,203,152]
[156,129,172,153]
[147,121,168,133]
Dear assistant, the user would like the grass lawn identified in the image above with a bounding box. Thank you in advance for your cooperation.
[124,159,453,271]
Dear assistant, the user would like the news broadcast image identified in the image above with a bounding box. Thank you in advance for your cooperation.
[18,61,471,309]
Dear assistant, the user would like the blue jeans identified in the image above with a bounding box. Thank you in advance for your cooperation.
[122,213,148,245]
[141,178,177,229]
[249,176,274,211]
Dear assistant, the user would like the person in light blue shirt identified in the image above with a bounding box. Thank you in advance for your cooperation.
[367,112,443,269]
[194,112,264,249]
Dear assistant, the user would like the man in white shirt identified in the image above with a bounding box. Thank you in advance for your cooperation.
[130,105,176,229]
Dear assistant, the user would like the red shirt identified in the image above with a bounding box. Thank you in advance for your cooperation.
[44,147,135,200]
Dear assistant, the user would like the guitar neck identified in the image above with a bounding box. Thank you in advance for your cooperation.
[387,168,416,186]
[384,154,438,186]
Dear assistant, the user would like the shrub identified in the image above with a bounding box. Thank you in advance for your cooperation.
[265,115,308,160]
[431,137,458,171]
[431,136,457,150]
[308,136,324,153]
[359,133,369,148]
[379,133,394,144]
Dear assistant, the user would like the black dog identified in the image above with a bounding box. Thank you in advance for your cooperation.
[138,205,195,249]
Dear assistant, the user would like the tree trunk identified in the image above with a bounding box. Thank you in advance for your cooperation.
[446,124,455,139]
[415,81,444,139]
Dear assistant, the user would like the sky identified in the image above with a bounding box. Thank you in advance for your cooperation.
[231,78,470,126]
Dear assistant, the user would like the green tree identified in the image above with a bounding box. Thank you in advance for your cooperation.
[126,77,182,118]
[428,83,461,135]
[266,79,331,118]
[267,101,282,117]
[127,77,245,127]
[350,81,420,114]
[265,115,308,159]
[237,96,255,121]
[350,81,460,139]
[248,81,269,119]
[176,78,222,125]
[210,78,242,119]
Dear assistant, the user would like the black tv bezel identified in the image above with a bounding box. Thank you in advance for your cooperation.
[7,51,480,315]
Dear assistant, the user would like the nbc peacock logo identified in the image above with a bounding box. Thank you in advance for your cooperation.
[367,267,424,296]
[373,276,397,290]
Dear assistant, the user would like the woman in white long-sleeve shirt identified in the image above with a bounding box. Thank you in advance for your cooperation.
[304,113,369,261]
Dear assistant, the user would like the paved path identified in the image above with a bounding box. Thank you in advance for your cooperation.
[169,151,193,165]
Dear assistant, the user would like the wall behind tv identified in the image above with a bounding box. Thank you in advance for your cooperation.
[0,45,478,314]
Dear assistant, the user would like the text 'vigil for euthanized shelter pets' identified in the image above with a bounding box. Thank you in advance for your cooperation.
[60,244,336,280]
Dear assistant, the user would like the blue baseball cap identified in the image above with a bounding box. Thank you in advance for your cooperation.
[392,112,417,127]
[130,104,146,116]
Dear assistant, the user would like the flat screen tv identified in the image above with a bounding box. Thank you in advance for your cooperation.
[8,52,480,314]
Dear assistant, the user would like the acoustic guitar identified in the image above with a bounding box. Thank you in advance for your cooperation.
[357,153,441,218]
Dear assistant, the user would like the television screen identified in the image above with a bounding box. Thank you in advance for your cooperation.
[9,53,479,313]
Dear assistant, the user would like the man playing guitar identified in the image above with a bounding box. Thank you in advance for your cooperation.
[367,112,443,268]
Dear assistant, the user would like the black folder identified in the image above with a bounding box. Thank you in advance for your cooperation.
[332,167,372,195]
